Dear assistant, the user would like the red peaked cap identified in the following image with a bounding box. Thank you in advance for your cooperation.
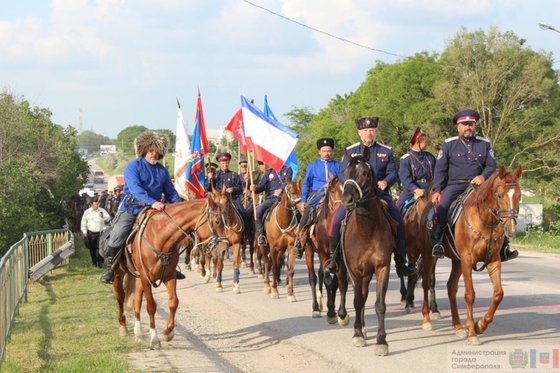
[216,152,232,162]
[409,127,425,145]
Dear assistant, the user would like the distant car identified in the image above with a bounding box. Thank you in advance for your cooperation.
[93,170,104,183]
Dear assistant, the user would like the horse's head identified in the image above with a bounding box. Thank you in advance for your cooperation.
[282,179,303,211]
[205,192,230,258]
[327,175,343,210]
[341,147,377,211]
[495,164,523,237]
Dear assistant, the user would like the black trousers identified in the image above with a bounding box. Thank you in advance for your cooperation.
[86,230,103,266]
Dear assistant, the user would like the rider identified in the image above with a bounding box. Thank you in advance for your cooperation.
[431,109,518,261]
[325,116,416,277]
[249,163,293,246]
[205,152,244,203]
[396,127,436,211]
[100,131,185,284]
[294,138,341,258]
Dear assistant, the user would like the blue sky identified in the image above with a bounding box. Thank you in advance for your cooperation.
[1,0,560,139]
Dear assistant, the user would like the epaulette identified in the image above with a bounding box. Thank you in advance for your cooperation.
[400,153,410,160]
[346,142,361,149]
[444,136,459,143]
[475,136,491,143]
[377,142,392,150]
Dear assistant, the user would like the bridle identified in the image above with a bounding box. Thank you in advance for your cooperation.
[274,183,301,234]
[342,158,375,209]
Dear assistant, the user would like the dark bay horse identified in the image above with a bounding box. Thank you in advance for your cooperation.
[259,179,302,299]
[114,195,229,349]
[300,176,344,321]
[420,165,523,345]
[339,147,395,354]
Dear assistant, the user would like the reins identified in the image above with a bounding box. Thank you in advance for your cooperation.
[273,184,301,234]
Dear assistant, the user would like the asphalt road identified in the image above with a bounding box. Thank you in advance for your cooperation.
[125,250,560,373]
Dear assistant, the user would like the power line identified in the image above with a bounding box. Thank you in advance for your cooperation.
[241,0,406,59]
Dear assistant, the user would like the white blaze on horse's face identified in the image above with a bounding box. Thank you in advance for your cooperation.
[505,187,518,237]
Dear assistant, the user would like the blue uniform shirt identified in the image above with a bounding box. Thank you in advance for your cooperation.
[301,158,341,204]
[121,158,182,215]
[399,149,436,193]
[254,166,293,199]
[339,142,398,197]
[205,169,243,199]
[433,136,496,193]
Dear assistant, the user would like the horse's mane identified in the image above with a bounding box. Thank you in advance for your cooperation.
[464,171,500,207]
[346,152,380,197]
[318,177,339,220]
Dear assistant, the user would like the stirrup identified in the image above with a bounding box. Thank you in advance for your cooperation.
[432,244,445,259]
[257,235,267,246]
[100,269,114,284]
[324,258,338,274]
[501,247,519,262]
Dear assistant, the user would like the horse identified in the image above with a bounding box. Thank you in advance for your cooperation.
[113,195,229,349]
[299,176,344,321]
[419,165,522,345]
[399,187,441,319]
[337,147,395,355]
[258,179,302,299]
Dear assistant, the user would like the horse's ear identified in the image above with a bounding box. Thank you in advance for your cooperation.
[515,164,523,179]
[328,172,334,181]
[363,146,370,162]
[499,165,507,178]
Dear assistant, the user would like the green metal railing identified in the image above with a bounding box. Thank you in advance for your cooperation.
[0,229,72,368]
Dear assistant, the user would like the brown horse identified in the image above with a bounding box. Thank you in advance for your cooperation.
[400,188,441,319]
[113,195,229,349]
[420,165,522,345]
[259,179,302,299]
[299,176,344,321]
[338,147,394,354]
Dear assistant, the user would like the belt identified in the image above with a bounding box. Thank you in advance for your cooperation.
[416,178,432,183]
[87,230,101,234]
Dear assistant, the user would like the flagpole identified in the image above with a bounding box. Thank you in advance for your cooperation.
[247,150,258,219]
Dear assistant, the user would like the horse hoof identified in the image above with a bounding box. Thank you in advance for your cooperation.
[400,300,408,308]
[264,287,271,294]
[327,316,337,325]
[338,314,350,327]
[312,311,321,318]
[233,285,240,294]
[431,311,442,320]
[151,340,162,350]
[119,328,129,337]
[162,331,174,342]
[422,322,433,331]
[352,337,367,347]
[195,265,201,272]
[241,262,247,268]
[456,329,468,338]
[375,344,389,356]
[258,274,263,279]
[404,306,414,315]
[271,291,279,299]
[215,286,223,293]
[468,336,482,345]
[203,276,210,283]
[249,270,255,275]
[475,320,484,335]
[287,295,296,302]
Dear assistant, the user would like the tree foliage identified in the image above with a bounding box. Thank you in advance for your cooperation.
[0,90,89,254]
[77,130,113,155]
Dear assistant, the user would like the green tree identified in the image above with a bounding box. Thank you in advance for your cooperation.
[77,130,113,155]
[115,125,149,155]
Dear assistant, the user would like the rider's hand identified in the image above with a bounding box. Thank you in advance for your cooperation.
[151,201,165,211]
[432,192,441,206]
[377,180,388,190]
[249,185,256,192]
[471,175,485,186]
[413,188,425,198]
[273,189,282,197]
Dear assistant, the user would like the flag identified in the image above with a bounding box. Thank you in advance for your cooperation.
[185,90,209,199]
[173,98,191,199]
[263,95,299,179]
[225,108,252,153]
[239,95,298,172]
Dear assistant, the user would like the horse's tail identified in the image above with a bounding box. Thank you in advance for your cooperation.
[123,273,136,314]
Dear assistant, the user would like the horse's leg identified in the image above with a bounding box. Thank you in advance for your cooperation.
[460,258,481,345]
[133,276,144,340]
[306,249,321,318]
[337,265,350,327]
[429,261,441,319]
[259,244,271,294]
[373,267,390,356]
[214,256,223,292]
[286,245,296,302]
[448,259,466,338]
[269,245,280,299]
[473,261,503,340]
[351,273,373,348]
[113,269,129,337]
[161,278,178,342]
[232,241,241,294]
[140,275,161,350]
[421,257,436,330]
[248,240,255,275]
[399,276,407,307]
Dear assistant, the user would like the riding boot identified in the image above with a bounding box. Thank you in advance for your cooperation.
[100,246,121,284]
[394,238,416,277]
[431,224,445,259]
[255,220,267,246]
[293,234,304,259]
[324,236,340,274]
[500,238,519,262]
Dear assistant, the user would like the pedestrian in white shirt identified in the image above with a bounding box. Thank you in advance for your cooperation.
[81,197,111,267]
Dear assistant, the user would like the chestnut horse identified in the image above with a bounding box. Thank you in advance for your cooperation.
[299,176,344,321]
[420,165,522,345]
[400,188,441,319]
[259,179,302,299]
[338,147,395,354]
[114,195,229,349]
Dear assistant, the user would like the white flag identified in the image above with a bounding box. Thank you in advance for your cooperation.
[174,98,191,199]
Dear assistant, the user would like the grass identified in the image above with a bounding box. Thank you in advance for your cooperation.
[2,241,143,373]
